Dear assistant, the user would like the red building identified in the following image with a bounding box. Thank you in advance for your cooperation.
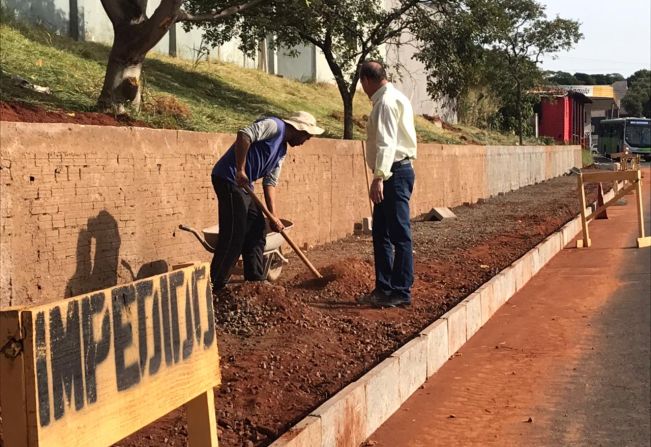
[538,92,592,147]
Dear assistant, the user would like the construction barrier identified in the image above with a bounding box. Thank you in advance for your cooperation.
[576,169,650,248]
[0,263,220,447]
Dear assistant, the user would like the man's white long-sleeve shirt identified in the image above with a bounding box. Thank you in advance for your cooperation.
[365,83,417,180]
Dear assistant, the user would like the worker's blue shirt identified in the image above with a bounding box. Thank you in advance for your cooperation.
[212,117,287,187]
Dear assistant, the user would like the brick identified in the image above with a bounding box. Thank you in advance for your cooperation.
[561,221,578,247]
[519,252,534,289]
[270,416,322,447]
[550,232,563,255]
[391,336,428,402]
[310,380,366,447]
[516,255,532,291]
[479,282,497,326]
[462,292,482,339]
[491,269,508,306]
[442,303,467,356]
[538,237,552,265]
[511,259,524,292]
[424,207,457,221]
[501,267,516,302]
[418,321,446,380]
[361,357,401,436]
[531,246,544,275]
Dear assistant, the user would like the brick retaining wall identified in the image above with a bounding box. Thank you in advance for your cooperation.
[0,122,581,307]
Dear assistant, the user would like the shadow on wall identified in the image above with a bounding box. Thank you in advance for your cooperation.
[121,259,169,281]
[65,210,121,298]
[1,0,78,38]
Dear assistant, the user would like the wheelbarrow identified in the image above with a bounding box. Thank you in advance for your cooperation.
[178,219,293,282]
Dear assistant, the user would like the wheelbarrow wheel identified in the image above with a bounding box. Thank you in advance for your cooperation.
[265,248,285,282]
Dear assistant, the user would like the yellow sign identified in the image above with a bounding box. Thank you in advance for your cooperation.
[591,85,615,98]
[0,263,220,447]
[559,85,615,98]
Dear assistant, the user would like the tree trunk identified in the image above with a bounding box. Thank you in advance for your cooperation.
[98,0,179,112]
[342,92,354,140]
[516,81,523,145]
[98,55,144,114]
[318,42,358,139]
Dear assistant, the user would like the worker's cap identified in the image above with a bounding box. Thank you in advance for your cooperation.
[283,111,325,136]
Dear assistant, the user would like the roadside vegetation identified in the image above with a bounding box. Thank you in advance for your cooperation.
[1,16,544,145]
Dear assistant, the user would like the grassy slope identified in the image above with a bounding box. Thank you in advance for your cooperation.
[1,17,528,145]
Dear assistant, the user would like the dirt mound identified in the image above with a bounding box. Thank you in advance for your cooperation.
[0,101,150,127]
[215,281,319,337]
[291,257,374,302]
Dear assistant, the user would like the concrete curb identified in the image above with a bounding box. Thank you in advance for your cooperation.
[271,203,594,447]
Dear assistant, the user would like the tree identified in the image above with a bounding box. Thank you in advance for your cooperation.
[415,0,582,144]
[573,72,595,85]
[593,73,624,85]
[544,71,624,86]
[98,0,265,112]
[545,71,580,85]
[477,0,582,144]
[622,69,651,117]
[196,0,445,139]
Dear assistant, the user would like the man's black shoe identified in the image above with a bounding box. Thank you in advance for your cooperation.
[356,288,390,305]
[372,294,411,308]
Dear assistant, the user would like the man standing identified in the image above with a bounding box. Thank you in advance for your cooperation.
[210,111,324,292]
[359,60,417,308]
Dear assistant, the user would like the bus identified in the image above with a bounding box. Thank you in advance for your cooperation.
[598,118,651,160]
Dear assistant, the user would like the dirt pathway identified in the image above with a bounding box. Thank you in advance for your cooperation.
[367,166,651,446]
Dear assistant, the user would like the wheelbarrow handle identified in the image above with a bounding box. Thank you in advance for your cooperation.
[178,224,215,253]
[242,185,323,279]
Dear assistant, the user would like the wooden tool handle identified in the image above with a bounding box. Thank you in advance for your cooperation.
[242,184,323,279]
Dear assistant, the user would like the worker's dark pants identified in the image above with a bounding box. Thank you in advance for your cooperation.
[372,162,415,301]
[210,177,266,291]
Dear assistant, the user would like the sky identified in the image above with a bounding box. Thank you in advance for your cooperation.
[539,0,651,78]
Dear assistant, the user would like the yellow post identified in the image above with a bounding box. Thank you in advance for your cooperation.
[186,390,219,447]
[634,170,651,248]
[577,172,591,248]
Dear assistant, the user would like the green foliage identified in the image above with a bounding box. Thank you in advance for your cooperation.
[1,18,536,144]
[544,70,624,86]
[593,73,624,85]
[414,0,582,142]
[188,0,440,138]
[544,71,579,85]
[622,69,651,117]
[573,72,595,85]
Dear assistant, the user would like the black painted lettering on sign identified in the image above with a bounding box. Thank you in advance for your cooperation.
[160,276,174,366]
[49,301,85,420]
[191,268,203,343]
[28,266,217,428]
[202,267,215,349]
[182,282,194,360]
[112,285,140,391]
[35,311,50,427]
[168,270,184,363]
[81,292,111,405]
[136,280,153,374]
[149,290,163,376]
[203,269,215,349]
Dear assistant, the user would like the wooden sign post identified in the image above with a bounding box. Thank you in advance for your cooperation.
[0,262,220,447]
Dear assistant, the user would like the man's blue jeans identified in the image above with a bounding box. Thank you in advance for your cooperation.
[372,162,415,301]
